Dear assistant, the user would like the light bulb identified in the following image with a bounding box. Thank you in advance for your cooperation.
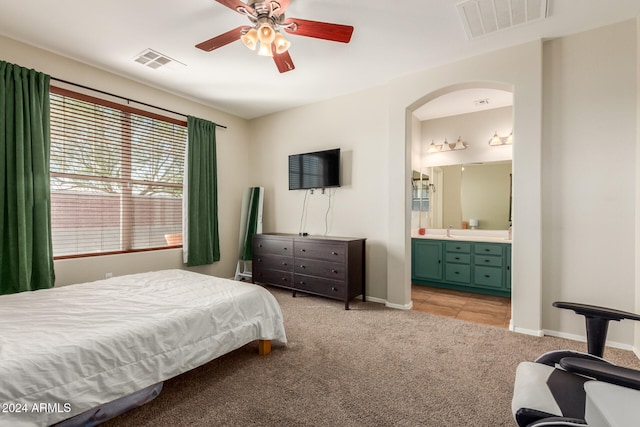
[258,41,273,57]
[506,131,513,144]
[440,138,451,152]
[257,23,276,44]
[273,32,290,54]
[241,28,258,50]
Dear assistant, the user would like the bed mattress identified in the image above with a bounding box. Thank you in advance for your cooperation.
[0,269,287,427]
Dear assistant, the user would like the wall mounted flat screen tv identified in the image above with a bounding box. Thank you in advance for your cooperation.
[289,148,340,190]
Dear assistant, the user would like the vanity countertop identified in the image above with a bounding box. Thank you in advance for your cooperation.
[411,230,511,243]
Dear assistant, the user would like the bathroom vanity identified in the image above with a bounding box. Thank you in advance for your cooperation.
[411,231,511,297]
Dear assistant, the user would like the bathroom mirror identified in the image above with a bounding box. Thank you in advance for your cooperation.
[420,160,512,230]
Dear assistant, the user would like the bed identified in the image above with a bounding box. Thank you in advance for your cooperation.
[0,269,287,427]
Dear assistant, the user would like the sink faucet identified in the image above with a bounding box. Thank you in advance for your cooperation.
[447,225,452,237]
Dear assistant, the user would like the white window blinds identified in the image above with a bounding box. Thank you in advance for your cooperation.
[49,87,187,258]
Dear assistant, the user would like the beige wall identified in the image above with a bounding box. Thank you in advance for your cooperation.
[248,87,390,302]
[2,18,639,351]
[419,106,513,169]
[542,19,638,347]
[0,35,252,284]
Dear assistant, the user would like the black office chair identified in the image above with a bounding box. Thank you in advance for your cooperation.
[511,302,640,427]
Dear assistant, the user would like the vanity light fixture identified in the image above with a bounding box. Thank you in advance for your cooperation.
[453,136,467,150]
[427,140,440,153]
[489,131,513,146]
[427,137,468,153]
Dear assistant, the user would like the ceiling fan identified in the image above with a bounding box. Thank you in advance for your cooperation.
[195,0,354,73]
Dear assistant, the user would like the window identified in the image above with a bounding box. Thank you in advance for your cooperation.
[49,87,187,258]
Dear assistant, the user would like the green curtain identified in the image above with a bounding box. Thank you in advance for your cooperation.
[0,61,55,294]
[239,187,261,261]
[185,116,220,266]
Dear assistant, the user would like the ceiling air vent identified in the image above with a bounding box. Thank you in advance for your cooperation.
[134,49,184,69]
[457,0,549,39]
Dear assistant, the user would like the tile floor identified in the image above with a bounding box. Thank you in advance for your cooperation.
[411,284,511,328]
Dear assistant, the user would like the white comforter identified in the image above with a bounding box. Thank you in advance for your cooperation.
[0,269,287,427]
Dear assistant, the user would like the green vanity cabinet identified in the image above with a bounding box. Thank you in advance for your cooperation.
[411,239,443,281]
[412,238,511,297]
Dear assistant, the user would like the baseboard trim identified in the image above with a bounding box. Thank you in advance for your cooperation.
[543,329,635,352]
[385,299,413,310]
[512,326,544,337]
[357,295,412,310]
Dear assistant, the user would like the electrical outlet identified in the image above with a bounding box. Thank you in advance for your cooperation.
[105,272,113,279]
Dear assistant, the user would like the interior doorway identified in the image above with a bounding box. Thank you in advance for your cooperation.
[407,83,514,328]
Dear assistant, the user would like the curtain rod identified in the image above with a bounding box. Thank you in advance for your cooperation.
[51,77,227,129]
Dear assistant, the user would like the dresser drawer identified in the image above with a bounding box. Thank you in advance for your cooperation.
[474,243,503,256]
[445,253,470,264]
[445,264,471,284]
[445,242,471,253]
[294,275,346,299]
[253,236,293,256]
[474,254,503,268]
[294,241,346,262]
[474,266,504,288]
[253,254,294,272]
[253,269,294,288]
[295,259,345,280]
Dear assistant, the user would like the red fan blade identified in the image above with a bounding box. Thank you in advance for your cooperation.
[269,0,291,15]
[195,26,250,51]
[273,49,295,73]
[283,18,354,43]
[215,0,254,15]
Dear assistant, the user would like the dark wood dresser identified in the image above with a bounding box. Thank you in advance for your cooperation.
[252,233,366,309]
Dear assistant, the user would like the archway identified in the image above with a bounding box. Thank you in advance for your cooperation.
[407,82,514,326]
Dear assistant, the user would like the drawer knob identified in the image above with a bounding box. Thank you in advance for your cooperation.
[484,274,491,278]
[282,262,288,266]
[300,265,306,269]
[332,251,338,255]
[455,257,460,260]
[258,244,262,248]
[331,269,338,274]
[485,249,490,252]
[282,277,287,282]
[283,247,288,251]
[299,281,305,285]
[485,259,490,263]
[331,287,338,292]
[300,249,306,252]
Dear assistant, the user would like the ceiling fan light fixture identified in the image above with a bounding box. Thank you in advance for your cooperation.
[257,22,276,44]
[241,28,259,50]
[274,32,290,54]
[258,41,274,57]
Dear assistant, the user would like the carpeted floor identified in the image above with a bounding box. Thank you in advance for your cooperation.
[104,286,640,426]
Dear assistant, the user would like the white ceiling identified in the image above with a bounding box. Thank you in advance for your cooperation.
[0,0,639,120]
[413,88,513,121]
